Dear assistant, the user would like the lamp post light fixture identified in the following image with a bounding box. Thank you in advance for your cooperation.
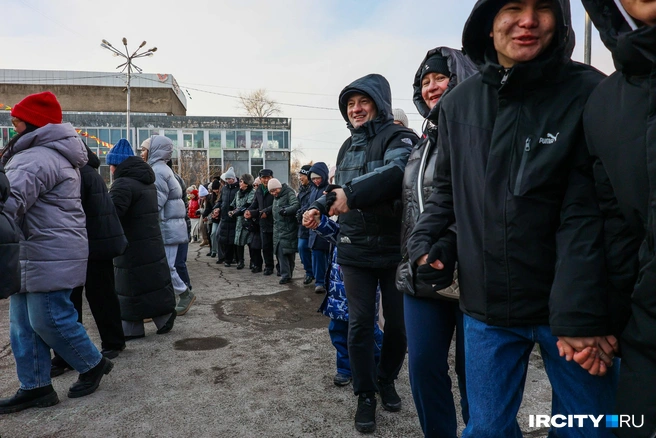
[100,38,157,143]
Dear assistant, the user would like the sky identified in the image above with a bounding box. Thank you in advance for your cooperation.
[2,0,616,166]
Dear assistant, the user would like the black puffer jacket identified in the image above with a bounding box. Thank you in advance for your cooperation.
[582,1,656,433]
[0,163,20,298]
[248,185,274,233]
[408,0,607,334]
[110,156,175,320]
[273,184,300,255]
[216,181,239,245]
[81,146,127,261]
[314,74,418,269]
[398,47,477,297]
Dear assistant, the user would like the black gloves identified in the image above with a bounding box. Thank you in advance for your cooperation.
[324,184,341,212]
[279,207,288,216]
[415,231,457,293]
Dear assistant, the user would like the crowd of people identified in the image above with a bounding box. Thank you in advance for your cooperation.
[1,0,655,436]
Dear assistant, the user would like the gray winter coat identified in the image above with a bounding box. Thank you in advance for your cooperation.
[147,136,188,245]
[4,123,89,293]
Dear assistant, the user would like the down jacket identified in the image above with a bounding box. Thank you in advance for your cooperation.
[248,185,274,233]
[0,164,20,298]
[272,184,300,255]
[313,74,417,268]
[110,156,176,320]
[3,123,89,293]
[582,0,656,433]
[81,146,127,261]
[408,0,607,334]
[146,136,187,246]
[297,182,313,239]
[398,47,477,297]
[216,181,239,245]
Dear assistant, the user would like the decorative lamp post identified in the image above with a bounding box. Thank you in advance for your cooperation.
[100,38,157,143]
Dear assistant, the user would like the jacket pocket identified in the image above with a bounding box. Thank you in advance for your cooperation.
[513,137,532,196]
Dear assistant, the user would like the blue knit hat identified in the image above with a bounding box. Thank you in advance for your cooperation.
[106,139,134,166]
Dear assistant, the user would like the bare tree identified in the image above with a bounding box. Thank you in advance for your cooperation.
[238,89,281,117]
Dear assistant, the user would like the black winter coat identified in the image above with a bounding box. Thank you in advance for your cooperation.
[314,74,418,269]
[0,163,20,298]
[81,147,127,261]
[408,0,607,334]
[583,1,656,432]
[308,162,330,252]
[216,181,239,245]
[109,156,175,320]
[248,185,274,233]
[399,47,477,298]
[297,183,312,239]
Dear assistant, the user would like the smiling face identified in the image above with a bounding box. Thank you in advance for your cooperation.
[490,0,557,68]
[270,188,281,197]
[239,180,248,190]
[259,175,272,187]
[346,93,377,129]
[421,73,451,110]
[621,0,656,26]
[311,175,323,187]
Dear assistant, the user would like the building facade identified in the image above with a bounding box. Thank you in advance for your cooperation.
[1,69,291,187]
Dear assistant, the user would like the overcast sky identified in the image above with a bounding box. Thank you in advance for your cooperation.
[2,0,615,166]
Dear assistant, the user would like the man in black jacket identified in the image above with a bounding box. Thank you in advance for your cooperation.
[580,1,656,435]
[305,73,417,434]
[246,169,275,275]
[407,0,617,436]
[297,165,314,285]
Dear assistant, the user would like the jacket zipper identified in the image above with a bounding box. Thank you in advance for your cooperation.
[416,139,432,214]
[513,137,532,196]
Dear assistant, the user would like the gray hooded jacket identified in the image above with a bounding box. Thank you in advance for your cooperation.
[4,123,89,293]
[146,135,188,245]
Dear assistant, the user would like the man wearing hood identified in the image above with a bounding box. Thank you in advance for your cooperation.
[407,1,616,436]
[581,0,656,434]
[304,74,417,434]
[141,136,195,316]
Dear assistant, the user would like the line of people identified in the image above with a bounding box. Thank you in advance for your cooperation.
[0,92,198,413]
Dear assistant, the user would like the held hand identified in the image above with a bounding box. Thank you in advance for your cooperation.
[416,254,445,270]
[557,336,617,376]
[328,188,350,216]
[244,210,251,219]
[260,212,267,219]
[303,209,321,229]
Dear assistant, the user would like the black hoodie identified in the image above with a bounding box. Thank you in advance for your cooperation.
[408,0,607,333]
[317,74,418,268]
[583,1,656,432]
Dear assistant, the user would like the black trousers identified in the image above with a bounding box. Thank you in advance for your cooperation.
[261,231,274,269]
[249,245,263,269]
[341,265,407,395]
[221,243,235,263]
[56,259,125,362]
[235,245,245,263]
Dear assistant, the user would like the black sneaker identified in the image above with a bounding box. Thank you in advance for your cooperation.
[279,278,291,285]
[68,358,114,399]
[0,385,59,414]
[50,356,73,378]
[263,268,273,276]
[101,344,125,359]
[333,373,352,386]
[251,267,262,273]
[378,379,402,412]
[354,392,376,433]
[303,275,315,285]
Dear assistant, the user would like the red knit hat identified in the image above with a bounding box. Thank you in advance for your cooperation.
[11,91,63,128]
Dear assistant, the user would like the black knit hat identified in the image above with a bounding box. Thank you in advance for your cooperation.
[299,165,312,176]
[211,180,221,191]
[420,54,450,83]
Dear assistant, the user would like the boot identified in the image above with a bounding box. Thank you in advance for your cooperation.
[156,310,177,335]
[68,358,113,399]
[0,385,59,414]
[378,379,402,412]
[354,392,376,433]
[175,290,196,316]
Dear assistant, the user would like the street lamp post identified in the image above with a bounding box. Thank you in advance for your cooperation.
[100,38,157,143]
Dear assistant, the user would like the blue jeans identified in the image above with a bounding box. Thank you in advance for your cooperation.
[329,318,383,377]
[298,238,313,276]
[462,315,619,438]
[175,241,191,288]
[311,249,330,287]
[10,290,102,389]
[404,294,468,438]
